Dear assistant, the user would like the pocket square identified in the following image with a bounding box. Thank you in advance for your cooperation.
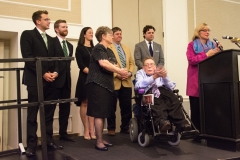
[155,50,159,53]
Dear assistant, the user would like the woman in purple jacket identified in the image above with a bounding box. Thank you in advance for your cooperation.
[186,23,221,141]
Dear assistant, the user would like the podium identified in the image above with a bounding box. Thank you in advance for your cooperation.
[199,49,240,151]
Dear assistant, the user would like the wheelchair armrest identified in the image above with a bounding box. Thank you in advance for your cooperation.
[173,89,179,94]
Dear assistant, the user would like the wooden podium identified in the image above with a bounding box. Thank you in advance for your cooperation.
[199,49,240,151]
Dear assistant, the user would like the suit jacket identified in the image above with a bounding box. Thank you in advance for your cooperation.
[20,27,55,87]
[134,40,164,70]
[109,43,135,90]
[50,36,73,89]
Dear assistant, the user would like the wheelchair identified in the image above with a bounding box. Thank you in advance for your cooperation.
[129,87,199,147]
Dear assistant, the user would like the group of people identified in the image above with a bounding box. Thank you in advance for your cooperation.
[21,9,222,156]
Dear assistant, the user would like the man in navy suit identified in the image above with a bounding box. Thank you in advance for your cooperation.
[20,10,63,157]
[50,19,74,142]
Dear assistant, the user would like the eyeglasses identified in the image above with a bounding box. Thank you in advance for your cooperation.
[144,63,155,67]
[199,29,211,32]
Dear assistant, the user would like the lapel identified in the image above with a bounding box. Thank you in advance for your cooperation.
[109,44,122,68]
[66,41,73,57]
[152,41,158,60]
[34,28,48,51]
[55,37,65,57]
[141,41,151,56]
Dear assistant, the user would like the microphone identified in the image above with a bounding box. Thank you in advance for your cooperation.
[213,38,223,51]
[222,36,237,39]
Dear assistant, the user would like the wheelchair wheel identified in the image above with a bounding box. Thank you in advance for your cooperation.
[138,132,150,147]
[129,118,138,142]
[167,132,181,146]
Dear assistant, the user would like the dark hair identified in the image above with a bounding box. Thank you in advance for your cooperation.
[77,27,94,47]
[95,26,112,42]
[32,10,48,25]
[142,25,155,38]
[54,19,67,33]
[142,57,155,65]
[112,27,122,34]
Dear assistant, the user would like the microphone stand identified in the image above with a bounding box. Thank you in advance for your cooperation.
[234,43,240,48]
[230,39,240,48]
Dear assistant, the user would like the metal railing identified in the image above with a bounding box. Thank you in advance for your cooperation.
[0,57,77,160]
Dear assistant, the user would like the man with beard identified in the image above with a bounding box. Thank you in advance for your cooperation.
[50,19,74,141]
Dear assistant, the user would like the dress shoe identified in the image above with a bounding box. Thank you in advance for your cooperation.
[59,136,75,142]
[160,120,171,132]
[120,129,129,134]
[90,133,96,139]
[193,136,202,143]
[84,136,91,140]
[26,148,36,157]
[104,143,113,147]
[47,142,63,150]
[180,124,192,132]
[108,130,115,136]
[95,145,108,151]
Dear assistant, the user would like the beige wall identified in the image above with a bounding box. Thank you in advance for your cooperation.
[188,0,240,49]
[112,0,163,60]
[0,0,81,24]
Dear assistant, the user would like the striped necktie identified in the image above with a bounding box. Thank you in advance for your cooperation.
[117,46,126,68]
[62,40,68,57]
[41,33,48,48]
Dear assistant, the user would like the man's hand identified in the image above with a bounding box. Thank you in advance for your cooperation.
[43,72,57,82]
[50,72,58,79]
[153,68,167,79]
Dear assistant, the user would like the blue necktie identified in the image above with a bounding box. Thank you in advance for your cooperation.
[149,42,153,57]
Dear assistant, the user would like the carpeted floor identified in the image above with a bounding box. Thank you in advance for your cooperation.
[0,133,240,160]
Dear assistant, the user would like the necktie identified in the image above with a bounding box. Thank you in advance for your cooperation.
[149,42,153,57]
[151,82,160,98]
[62,40,68,57]
[117,46,126,68]
[41,33,48,48]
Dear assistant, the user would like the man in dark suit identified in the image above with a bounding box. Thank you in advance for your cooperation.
[20,10,63,157]
[134,25,164,70]
[51,19,74,141]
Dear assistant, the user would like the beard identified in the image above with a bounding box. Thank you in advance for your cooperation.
[59,30,68,37]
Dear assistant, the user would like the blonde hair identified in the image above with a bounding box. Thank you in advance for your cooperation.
[192,23,210,40]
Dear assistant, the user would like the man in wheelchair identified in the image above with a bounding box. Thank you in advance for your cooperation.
[134,57,191,132]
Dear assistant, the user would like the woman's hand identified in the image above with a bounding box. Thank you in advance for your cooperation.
[206,48,221,57]
[118,68,128,77]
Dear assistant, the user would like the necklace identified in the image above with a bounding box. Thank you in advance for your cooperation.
[84,46,91,55]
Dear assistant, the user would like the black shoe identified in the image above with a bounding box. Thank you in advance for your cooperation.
[95,145,108,151]
[47,142,63,150]
[104,143,113,147]
[59,136,75,142]
[26,147,36,157]
[120,129,129,134]
[193,136,202,143]
[181,124,192,132]
[160,120,171,132]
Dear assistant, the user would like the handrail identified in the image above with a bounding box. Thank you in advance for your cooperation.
[0,57,76,160]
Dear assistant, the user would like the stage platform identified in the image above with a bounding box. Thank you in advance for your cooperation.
[0,133,239,160]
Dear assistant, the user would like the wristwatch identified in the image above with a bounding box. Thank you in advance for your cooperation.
[128,71,132,77]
